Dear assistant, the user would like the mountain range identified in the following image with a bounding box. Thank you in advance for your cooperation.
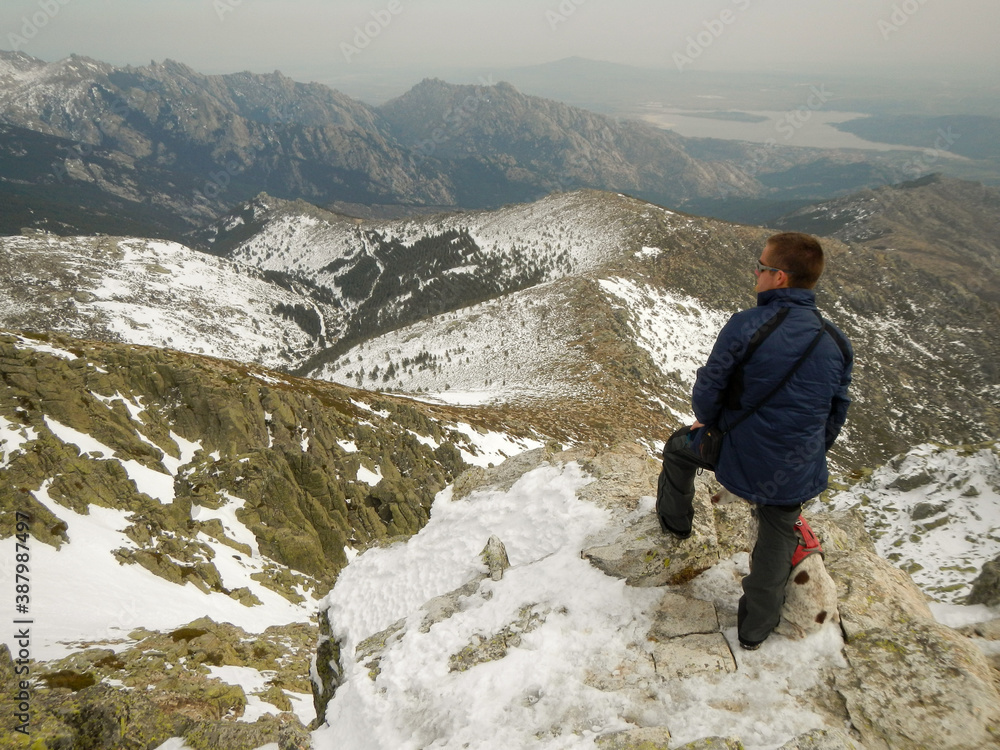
[0,50,933,241]
[2,47,1000,750]
[5,174,996,471]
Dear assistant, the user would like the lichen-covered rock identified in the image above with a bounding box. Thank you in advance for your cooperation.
[0,618,317,750]
[826,548,933,640]
[581,479,754,587]
[649,632,736,680]
[777,727,868,749]
[673,737,745,750]
[480,534,510,581]
[0,330,476,597]
[966,553,1000,606]
[818,513,1000,750]
[836,619,1000,750]
[595,725,672,749]
[448,604,548,673]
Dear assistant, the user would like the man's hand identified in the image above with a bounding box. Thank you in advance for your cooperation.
[692,420,704,429]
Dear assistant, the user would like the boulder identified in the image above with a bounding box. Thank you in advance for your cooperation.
[835,620,1000,750]
[595,726,672,749]
[966,553,1000,606]
[581,478,754,587]
[818,513,1000,750]
[777,728,868,749]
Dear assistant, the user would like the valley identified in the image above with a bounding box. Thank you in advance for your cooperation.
[1,48,999,750]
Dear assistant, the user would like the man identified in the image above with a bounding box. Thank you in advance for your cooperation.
[656,232,853,650]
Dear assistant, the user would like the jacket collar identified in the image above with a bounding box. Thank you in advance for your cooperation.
[756,287,817,308]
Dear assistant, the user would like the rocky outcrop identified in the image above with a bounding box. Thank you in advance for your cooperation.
[815,512,1000,750]
[0,619,314,750]
[968,554,1000,606]
[0,330,477,591]
[314,445,1000,750]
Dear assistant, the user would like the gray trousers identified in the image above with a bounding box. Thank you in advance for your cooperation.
[656,426,802,645]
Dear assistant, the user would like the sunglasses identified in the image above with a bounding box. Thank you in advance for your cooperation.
[755,259,787,274]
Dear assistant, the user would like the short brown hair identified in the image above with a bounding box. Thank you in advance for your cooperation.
[766,232,824,288]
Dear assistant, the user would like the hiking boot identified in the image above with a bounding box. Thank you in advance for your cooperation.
[657,516,692,540]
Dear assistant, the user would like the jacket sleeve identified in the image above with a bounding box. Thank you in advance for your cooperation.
[692,314,750,426]
[825,336,854,450]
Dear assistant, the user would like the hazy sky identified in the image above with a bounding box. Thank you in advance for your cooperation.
[3,0,998,85]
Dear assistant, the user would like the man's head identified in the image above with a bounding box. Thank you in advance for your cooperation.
[755,232,824,292]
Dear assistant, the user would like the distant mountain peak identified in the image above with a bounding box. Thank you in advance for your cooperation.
[898,172,944,189]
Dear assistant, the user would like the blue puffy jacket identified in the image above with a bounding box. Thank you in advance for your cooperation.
[691,287,853,505]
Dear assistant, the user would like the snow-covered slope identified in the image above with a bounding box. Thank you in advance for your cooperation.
[825,441,1000,602]
[216,191,655,317]
[0,329,544,658]
[313,445,1000,750]
[311,272,728,416]
[0,233,342,371]
[313,280,595,405]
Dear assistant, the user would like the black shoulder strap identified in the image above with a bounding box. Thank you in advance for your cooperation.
[743,307,789,364]
[722,307,789,411]
[821,320,851,363]
[721,312,826,435]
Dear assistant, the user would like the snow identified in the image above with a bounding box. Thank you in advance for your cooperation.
[449,423,545,468]
[599,277,731,386]
[313,460,853,750]
[356,464,383,487]
[192,492,260,557]
[11,334,78,360]
[0,415,37,468]
[0,235,341,372]
[315,282,594,403]
[824,442,1000,602]
[1,480,313,662]
[43,416,176,503]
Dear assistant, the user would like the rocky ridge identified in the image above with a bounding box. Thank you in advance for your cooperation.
[4,184,998,474]
[208,186,1000,471]
[0,232,344,372]
[0,50,925,240]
